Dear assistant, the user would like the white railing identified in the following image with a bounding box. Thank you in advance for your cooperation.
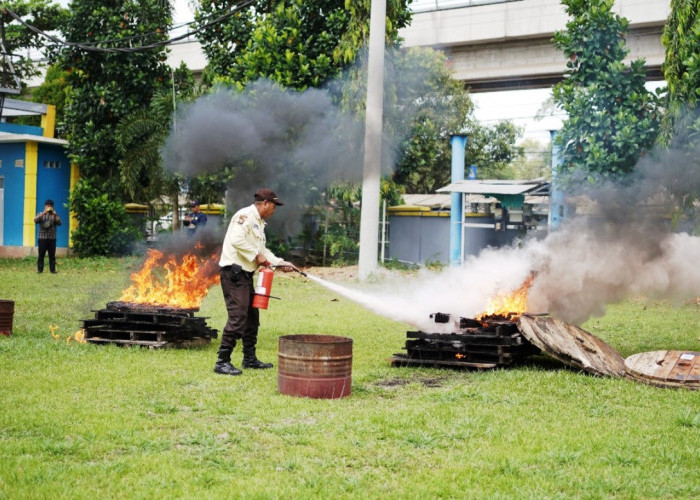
[410,0,522,13]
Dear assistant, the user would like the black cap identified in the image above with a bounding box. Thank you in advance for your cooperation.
[254,188,284,206]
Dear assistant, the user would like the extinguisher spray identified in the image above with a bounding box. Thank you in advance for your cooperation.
[252,265,275,309]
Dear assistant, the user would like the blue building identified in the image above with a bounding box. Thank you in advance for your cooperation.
[0,99,76,257]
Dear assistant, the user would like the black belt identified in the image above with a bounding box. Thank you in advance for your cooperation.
[221,264,255,277]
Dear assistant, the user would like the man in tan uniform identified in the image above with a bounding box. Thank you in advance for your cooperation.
[215,188,297,375]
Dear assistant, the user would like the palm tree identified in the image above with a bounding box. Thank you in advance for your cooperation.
[115,64,198,230]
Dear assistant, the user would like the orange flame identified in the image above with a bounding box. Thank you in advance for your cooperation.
[49,325,87,344]
[49,324,61,341]
[72,329,86,344]
[476,276,534,321]
[119,249,221,309]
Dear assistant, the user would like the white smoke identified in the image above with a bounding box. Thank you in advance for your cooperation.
[309,221,700,329]
[308,246,533,331]
[308,126,700,328]
[524,224,700,324]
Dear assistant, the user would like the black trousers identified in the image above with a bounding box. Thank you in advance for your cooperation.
[220,267,259,350]
[37,238,57,273]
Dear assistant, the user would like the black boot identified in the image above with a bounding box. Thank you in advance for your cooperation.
[242,346,273,369]
[214,346,242,375]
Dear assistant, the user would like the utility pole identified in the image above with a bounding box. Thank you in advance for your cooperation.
[358,0,386,280]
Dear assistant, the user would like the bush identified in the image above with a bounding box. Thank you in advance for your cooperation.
[69,180,142,257]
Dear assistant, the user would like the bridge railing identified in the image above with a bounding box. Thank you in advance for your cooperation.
[410,0,522,13]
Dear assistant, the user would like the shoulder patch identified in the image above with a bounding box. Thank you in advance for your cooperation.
[237,215,247,225]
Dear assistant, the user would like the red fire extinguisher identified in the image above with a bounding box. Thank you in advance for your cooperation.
[252,266,275,309]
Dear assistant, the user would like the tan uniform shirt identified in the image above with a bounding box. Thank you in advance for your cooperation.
[219,204,283,272]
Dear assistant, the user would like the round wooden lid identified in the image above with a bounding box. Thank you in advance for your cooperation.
[517,314,626,377]
[625,351,700,390]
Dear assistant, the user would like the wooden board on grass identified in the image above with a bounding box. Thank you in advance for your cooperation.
[625,351,700,390]
[517,314,626,377]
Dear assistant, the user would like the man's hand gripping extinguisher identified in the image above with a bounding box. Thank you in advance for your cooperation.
[252,265,275,309]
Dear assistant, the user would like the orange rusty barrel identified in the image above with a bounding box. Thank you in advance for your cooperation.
[278,334,353,399]
[0,300,14,336]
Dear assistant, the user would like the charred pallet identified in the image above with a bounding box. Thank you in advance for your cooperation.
[388,353,498,370]
[85,337,212,350]
[81,301,218,348]
[105,301,199,316]
[390,312,539,370]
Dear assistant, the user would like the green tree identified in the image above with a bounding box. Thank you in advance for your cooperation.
[467,121,524,180]
[661,0,700,142]
[386,48,523,192]
[193,0,412,90]
[0,1,67,82]
[68,181,141,257]
[389,48,473,193]
[659,0,700,227]
[116,93,179,204]
[116,63,225,230]
[116,64,193,201]
[510,138,552,180]
[552,0,662,179]
[24,64,70,136]
[58,0,172,183]
[56,0,172,256]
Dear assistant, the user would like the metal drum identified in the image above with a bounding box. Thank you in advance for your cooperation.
[278,334,353,399]
[0,300,14,336]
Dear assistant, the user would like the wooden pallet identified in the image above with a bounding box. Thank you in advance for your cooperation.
[105,301,199,315]
[87,311,217,337]
[404,336,538,364]
[406,331,526,346]
[388,354,498,370]
[81,302,218,349]
[85,336,211,349]
[82,326,198,342]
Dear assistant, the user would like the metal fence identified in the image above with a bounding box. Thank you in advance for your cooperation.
[410,0,522,13]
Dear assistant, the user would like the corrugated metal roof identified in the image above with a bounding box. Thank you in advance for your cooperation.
[401,193,451,209]
[396,192,548,210]
[0,132,68,146]
[437,179,549,195]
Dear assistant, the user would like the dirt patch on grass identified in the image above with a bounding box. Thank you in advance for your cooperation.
[302,266,358,281]
[375,378,410,388]
[375,376,447,389]
[419,377,447,388]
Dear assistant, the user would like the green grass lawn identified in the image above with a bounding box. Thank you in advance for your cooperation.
[1,257,699,499]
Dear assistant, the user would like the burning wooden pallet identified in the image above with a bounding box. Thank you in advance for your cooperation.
[81,301,218,349]
[389,313,539,369]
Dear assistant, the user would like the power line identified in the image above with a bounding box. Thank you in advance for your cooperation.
[1,1,254,54]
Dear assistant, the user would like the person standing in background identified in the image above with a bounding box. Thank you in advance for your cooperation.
[34,199,62,274]
[183,201,207,235]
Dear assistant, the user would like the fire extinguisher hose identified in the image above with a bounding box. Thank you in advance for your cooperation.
[271,265,308,277]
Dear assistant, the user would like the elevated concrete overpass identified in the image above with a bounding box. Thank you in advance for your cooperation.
[25,0,670,93]
[400,0,670,92]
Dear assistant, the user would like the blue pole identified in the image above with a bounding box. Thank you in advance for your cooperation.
[450,135,467,266]
[549,130,564,231]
